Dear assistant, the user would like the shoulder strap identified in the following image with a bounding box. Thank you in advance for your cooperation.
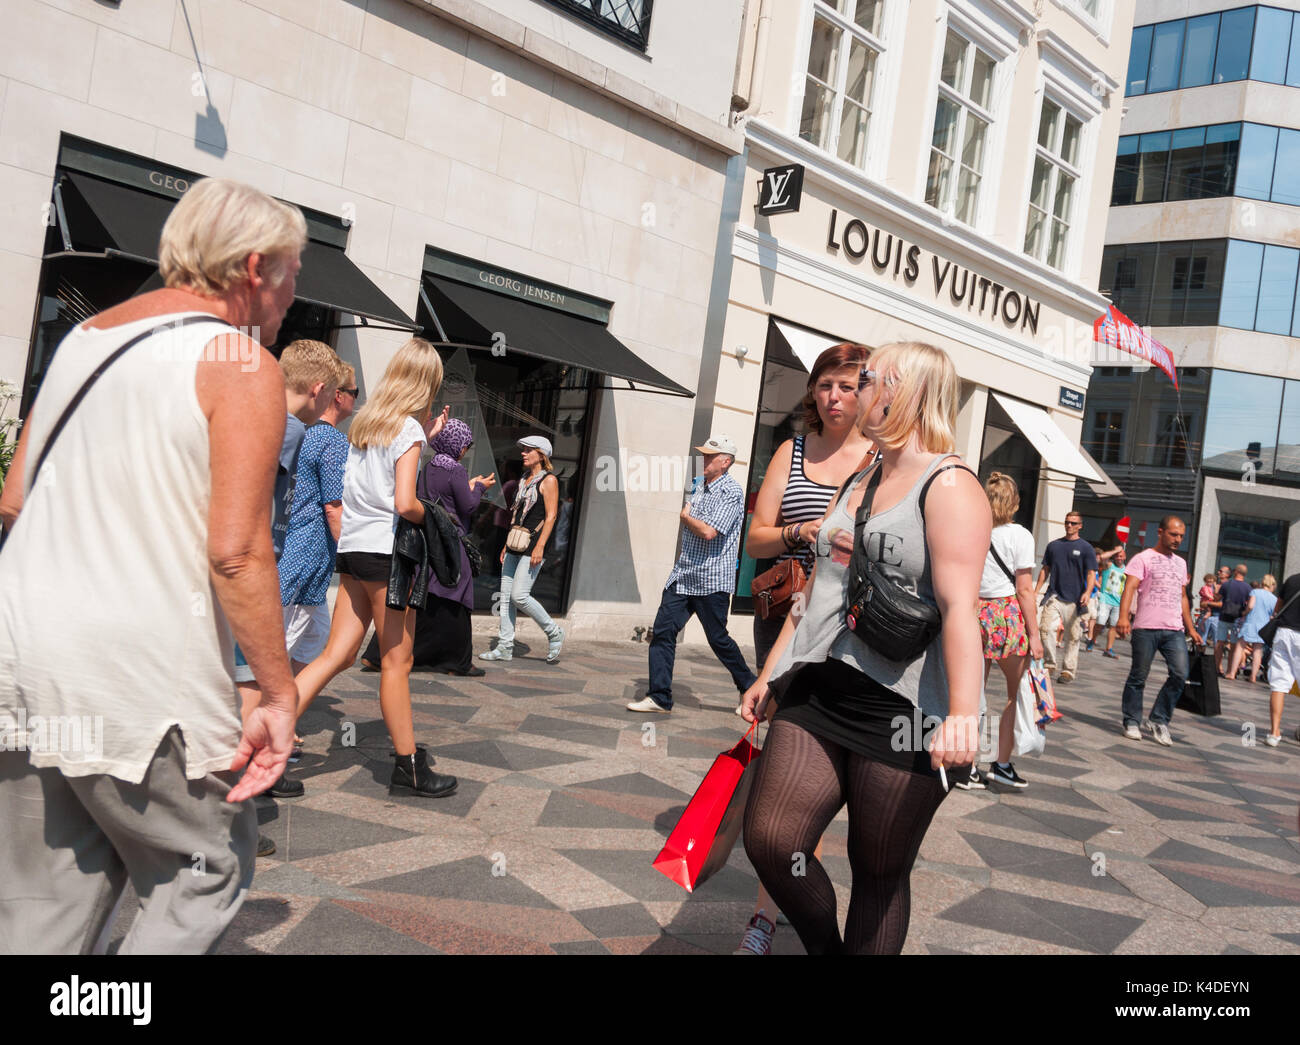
[988,541,1015,583]
[1272,583,1300,621]
[29,315,228,484]
[918,460,977,516]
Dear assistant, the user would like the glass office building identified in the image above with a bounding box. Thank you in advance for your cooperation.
[1081,2,1300,581]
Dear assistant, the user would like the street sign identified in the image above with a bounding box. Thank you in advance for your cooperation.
[1059,387,1084,410]
[1116,516,1130,543]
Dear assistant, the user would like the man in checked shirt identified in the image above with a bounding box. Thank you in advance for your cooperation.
[628,435,758,714]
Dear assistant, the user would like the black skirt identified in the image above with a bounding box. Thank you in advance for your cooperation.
[774,658,968,781]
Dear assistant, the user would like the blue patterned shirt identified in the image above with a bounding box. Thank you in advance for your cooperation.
[665,472,744,596]
[279,422,349,606]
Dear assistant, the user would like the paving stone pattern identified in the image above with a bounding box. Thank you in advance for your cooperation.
[109,635,1300,954]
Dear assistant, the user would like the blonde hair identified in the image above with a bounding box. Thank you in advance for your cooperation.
[279,340,341,395]
[984,472,1020,527]
[349,338,443,450]
[863,341,959,453]
[159,178,307,295]
[337,362,356,388]
[1262,574,1277,592]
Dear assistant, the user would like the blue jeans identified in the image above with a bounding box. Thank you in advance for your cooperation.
[646,585,757,710]
[496,552,558,647]
[1122,628,1188,727]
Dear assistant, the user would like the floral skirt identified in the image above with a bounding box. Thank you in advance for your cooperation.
[978,595,1029,660]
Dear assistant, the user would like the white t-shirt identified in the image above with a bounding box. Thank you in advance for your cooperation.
[337,416,426,554]
[980,522,1036,599]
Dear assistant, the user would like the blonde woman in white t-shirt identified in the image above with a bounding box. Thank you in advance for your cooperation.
[292,338,456,799]
[960,472,1043,792]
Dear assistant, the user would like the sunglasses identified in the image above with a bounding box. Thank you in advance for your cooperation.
[858,367,877,391]
[1065,520,1082,527]
[341,387,358,397]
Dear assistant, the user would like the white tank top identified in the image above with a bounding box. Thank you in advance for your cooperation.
[0,313,245,783]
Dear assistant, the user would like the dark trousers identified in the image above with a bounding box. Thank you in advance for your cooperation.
[362,596,473,673]
[646,585,757,709]
[1122,628,1189,727]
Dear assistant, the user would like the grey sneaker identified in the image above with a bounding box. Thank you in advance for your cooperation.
[1150,722,1172,746]
[479,644,512,661]
[1123,723,1142,741]
[546,627,565,664]
[733,912,775,955]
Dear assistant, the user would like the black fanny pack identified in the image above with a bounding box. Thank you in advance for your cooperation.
[844,461,972,662]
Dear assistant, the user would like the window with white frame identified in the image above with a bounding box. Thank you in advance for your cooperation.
[1078,0,1099,16]
[799,1,886,169]
[1025,96,1084,270]
[926,27,996,225]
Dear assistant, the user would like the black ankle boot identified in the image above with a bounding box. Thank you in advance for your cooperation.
[390,748,458,798]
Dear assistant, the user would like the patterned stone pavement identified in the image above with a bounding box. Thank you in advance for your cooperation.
[113,632,1300,954]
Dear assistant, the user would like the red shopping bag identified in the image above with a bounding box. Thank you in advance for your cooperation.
[652,723,762,892]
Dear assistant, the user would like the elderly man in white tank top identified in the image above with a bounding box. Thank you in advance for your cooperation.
[0,179,304,954]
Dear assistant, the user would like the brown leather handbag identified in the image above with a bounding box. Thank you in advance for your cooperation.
[751,557,807,620]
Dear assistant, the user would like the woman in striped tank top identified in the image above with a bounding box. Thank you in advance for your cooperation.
[735,341,875,955]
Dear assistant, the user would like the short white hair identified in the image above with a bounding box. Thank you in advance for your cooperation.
[159,178,307,295]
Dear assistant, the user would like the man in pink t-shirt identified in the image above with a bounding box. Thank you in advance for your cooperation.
[1116,516,1204,746]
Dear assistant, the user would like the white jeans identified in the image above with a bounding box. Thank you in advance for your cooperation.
[497,552,557,646]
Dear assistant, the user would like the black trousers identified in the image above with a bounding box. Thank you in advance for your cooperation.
[362,596,473,673]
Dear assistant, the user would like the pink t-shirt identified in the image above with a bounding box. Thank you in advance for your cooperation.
[1125,549,1190,632]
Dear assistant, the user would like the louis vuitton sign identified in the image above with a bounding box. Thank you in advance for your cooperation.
[757,164,804,216]
[826,209,1040,336]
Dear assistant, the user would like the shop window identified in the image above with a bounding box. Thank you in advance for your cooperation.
[979,401,1038,530]
[926,26,996,226]
[798,1,886,171]
[539,0,652,50]
[1025,96,1083,270]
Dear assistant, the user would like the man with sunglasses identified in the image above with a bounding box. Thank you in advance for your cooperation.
[1034,511,1098,684]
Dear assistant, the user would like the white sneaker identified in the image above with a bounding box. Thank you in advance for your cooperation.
[1151,722,1172,746]
[546,627,565,664]
[479,645,512,661]
[1265,734,1281,747]
[1123,723,1142,741]
[627,696,670,714]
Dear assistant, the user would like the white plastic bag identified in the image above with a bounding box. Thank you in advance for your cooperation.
[1013,670,1046,756]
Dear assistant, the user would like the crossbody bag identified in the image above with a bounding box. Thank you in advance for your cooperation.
[844,460,975,661]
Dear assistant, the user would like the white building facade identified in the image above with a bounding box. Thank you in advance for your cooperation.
[0,0,751,642]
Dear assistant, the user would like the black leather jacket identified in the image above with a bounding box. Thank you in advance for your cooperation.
[386,498,462,610]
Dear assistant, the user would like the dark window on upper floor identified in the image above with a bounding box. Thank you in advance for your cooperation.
[540,0,653,50]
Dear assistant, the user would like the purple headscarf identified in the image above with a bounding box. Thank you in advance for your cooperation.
[431,418,474,470]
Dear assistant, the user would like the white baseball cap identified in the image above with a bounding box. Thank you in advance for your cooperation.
[517,435,553,457]
[695,434,737,457]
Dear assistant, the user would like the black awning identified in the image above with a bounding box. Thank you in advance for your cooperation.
[423,275,692,398]
[56,172,418,329]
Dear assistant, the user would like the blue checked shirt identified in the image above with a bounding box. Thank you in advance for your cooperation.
[665,472,745,596]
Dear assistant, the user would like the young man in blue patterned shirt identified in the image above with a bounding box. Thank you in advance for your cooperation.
[629,436,758,713]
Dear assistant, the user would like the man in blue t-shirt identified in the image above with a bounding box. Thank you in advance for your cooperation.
[1034,511,1098,684]
[1216,563,1254,676]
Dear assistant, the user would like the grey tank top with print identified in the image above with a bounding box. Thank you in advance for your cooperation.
[766,454,958,722]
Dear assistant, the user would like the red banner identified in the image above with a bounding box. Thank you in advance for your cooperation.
[1093,306,1178,389]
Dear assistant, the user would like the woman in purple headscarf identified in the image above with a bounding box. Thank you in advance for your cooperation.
[361,418,496,675]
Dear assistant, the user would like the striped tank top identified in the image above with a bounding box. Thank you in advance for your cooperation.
[776,436,839,572]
